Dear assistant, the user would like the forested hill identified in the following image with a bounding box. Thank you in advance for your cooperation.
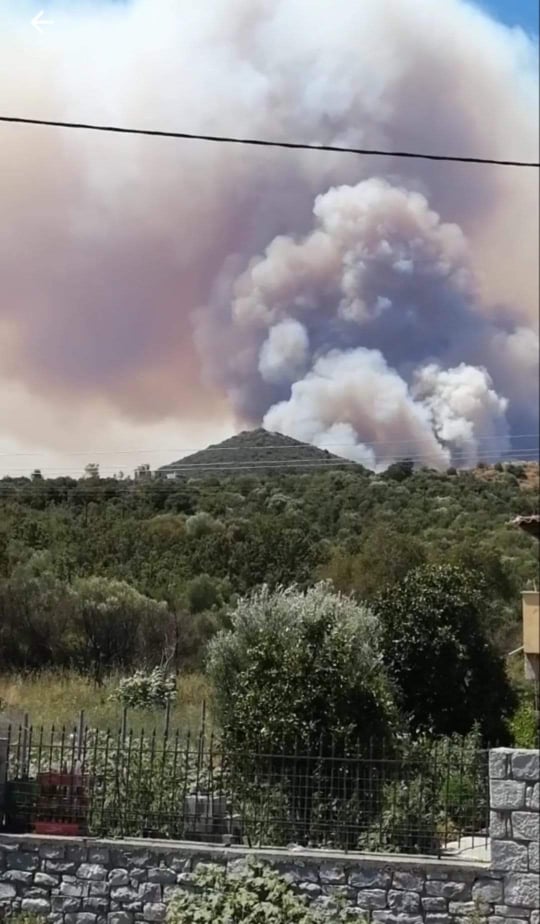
[1,457,537,611]
[159,427,352,475]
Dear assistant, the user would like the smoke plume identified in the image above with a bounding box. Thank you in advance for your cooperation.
[0,0,538,471]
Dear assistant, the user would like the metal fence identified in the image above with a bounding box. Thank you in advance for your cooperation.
[0,720,490,858]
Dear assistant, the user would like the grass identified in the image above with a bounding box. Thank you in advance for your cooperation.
[0,670,211,737]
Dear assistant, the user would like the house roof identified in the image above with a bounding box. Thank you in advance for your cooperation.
[510,514,540,539]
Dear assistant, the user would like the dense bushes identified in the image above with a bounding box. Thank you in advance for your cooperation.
[373,564,516,742]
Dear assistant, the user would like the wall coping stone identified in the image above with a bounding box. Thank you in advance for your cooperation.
[0,833,490,876]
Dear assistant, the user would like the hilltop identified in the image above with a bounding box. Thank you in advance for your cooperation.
[159,427,355,476]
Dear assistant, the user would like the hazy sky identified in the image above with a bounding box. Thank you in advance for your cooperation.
[0,0,538,478]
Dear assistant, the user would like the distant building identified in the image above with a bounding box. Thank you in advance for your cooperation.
[511,514,539,683]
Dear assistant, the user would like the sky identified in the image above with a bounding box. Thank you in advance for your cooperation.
[0,0,538,478]
[480,0,538,35]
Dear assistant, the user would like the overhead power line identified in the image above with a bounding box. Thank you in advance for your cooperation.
[1,116,538,168]
[4,446,539,475]
[0,433,538,458]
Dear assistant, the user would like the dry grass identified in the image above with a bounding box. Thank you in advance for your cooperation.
[0,670,211,736]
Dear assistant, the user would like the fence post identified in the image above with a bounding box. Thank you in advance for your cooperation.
[0,735,7,815]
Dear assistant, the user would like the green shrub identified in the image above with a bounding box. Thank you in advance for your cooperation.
[510,696,539,749]
[166,858,363,923]
[208,582,396,758]
[112,666,176,710]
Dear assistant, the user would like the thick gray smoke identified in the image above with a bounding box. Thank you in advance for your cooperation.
[0,0,538,470]
[206,177,521,467]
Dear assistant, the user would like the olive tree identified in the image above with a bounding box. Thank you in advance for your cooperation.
[208,582,396,756]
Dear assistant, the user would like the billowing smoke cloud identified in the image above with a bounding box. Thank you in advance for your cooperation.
[0,0,538,472]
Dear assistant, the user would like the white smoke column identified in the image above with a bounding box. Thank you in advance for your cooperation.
[258,319,310,384]
[263,348,452,469]
[413,363,510,468]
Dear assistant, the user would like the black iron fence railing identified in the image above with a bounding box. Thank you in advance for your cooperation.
[0,720,490,858]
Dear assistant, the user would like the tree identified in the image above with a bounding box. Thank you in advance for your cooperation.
[72,576,171,679]
[383,458,415,481]
[321,525,426,600]
[373,564,515,741]
[0,552,75,670]
[207,582,396,757]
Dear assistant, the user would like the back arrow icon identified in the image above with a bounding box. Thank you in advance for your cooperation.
[32,10,54,33]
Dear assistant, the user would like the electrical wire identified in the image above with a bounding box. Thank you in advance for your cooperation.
[2,447,539,475]
[2,451,539,478]
[1,116,539,168]
[0,451,537,491]
[0,433,538,458]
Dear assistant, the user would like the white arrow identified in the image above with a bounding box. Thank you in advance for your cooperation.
[31,10,54,33]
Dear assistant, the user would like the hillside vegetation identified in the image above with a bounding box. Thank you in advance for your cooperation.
[1,441,537,648]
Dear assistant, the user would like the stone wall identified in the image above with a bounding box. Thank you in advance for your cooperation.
[0,834,502,924]
[0,747,537,924]
[489,748,539,923]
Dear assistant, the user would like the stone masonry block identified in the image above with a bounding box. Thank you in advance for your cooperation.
[426,881,470,900]
[491,918,529,924]
[35,871,60,888]
[1,869,33,884]
[388,890,421,913]
[355,889,388,909]
[319,863,347,884]
[21,898,51,914]
[511,752,540,782]
[349,869,392,889]
[0,884,17,901]
[65,914,97,924]
[529,841,539,873]
[110,888,140,904]
[504,873,540,908]
[45,860,77,874]
[60,880,85,898]
[449,902,489,916]
[531,911,539,924]
[422,897,448,912]
[90,883,109,897]
[130,869,147,884]
[138,884,161,903]
[88,849,111,865]
[491,781,526,811]
[142,903,166,922]
[52,896,81,913]
[490,751,512,780]
[491,840,529,872]
[78,864,109,881]
[147,868,176,885]
[472,878,503,902]
[39,844,66,860]
[109,870,130,887]
[526,783,540,811]
[7,852,39,871]
[392,871,425,892]
[491,811,510,840]
[512,812,540,842]
[494,907,531,918]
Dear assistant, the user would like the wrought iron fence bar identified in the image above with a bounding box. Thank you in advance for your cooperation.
[1,722,491,859]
